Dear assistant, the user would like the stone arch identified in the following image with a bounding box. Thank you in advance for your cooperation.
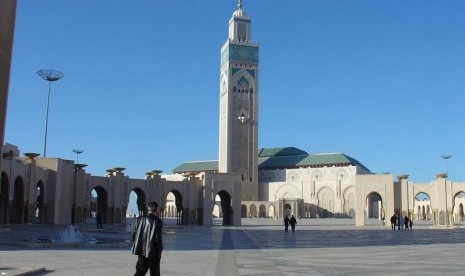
[458,203,464,222]
[233,72,253,89]
[274,184,300,201]
[165,189,183,225]
[414,192,431,221]
[34,181,45,224]
[268,205,276,218]
[0,172,9,224]
[453,191,465,223]
[10,176,24,224]
[131,188,146,216]
[317,186,335,218]
[212,193,220,219]
[258,204,267,218]
[216,190,233,225]
[366,192,383,219]
[249,204,257,218]
[343,186,356,218]
[90,186,108,224]
[241,204,247,218]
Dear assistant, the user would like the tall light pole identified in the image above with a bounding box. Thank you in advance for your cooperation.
[72,149,84,163]
[440,155,452,178]
[37,69,64,158]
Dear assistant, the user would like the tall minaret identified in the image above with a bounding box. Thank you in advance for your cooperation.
[219,0,259,201]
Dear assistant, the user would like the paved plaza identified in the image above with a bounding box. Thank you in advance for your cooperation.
[1,219,465,275]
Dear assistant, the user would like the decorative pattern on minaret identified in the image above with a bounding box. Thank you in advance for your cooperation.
[219,0,259,200]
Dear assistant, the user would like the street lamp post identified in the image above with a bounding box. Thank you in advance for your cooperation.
[37,69,64,158]
[440,155,452,225]
[440,155,452,178]
[72,149,84,163]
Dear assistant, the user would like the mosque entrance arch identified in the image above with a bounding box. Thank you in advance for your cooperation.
[90,186,108,224]
[33,181,45,224]
[414,192,431,221]
[366,192,382,219]
[10,176,24,224]
[165,189,183,225]
[215,190,233,225]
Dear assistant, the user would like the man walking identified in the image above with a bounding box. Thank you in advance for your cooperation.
[390,214,397,230]
[96,210,103,230]
[132,202,163,276]
[284,215,290,232]
[289,215,297,232]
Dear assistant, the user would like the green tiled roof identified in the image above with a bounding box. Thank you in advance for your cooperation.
[172,160,218,173]
[173,148,371,173]
[257,154,308,169]
[297,153,370,171]
[258,147,308,157]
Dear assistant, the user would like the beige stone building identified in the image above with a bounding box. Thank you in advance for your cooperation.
[1,2,464,228]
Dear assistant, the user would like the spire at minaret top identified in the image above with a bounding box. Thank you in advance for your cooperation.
[232,0,249,19]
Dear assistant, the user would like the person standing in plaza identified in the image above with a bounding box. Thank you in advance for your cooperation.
[284,215,290,232]
[390,214,397,230]
[96,210,103,230]
[132,201,163,276]
[404,216,409,230]
[289,215,297,232]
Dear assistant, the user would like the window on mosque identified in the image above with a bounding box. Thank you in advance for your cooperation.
[238,23,246,41]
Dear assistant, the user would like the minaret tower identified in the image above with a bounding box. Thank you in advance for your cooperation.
[219,0,259,200]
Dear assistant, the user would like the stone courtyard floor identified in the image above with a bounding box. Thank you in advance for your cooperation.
[1,218,465,275]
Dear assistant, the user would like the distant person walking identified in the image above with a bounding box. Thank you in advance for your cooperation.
[289,215,297,232]
[96,210,103,230]
[409,218,413,230]
[132,201,163,276]
[399,215,405,230]
[404,216,409,230]
[390,214,397,230]
[284,216,290,232]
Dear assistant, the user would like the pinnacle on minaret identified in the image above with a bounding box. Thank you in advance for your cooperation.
[238,0,242,10]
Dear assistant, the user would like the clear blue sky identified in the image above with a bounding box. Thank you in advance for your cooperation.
[6,0,465,183]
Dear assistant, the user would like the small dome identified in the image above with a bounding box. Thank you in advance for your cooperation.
[233,9,248,18]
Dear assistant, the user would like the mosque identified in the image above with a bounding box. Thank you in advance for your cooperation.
[1,1,464,227]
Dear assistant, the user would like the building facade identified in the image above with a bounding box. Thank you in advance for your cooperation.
[1,2,464,228]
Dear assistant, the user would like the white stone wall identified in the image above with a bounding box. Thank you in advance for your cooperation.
[259,165,359,216]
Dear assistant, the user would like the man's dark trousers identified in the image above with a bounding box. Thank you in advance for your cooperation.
[134,254,161,276]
